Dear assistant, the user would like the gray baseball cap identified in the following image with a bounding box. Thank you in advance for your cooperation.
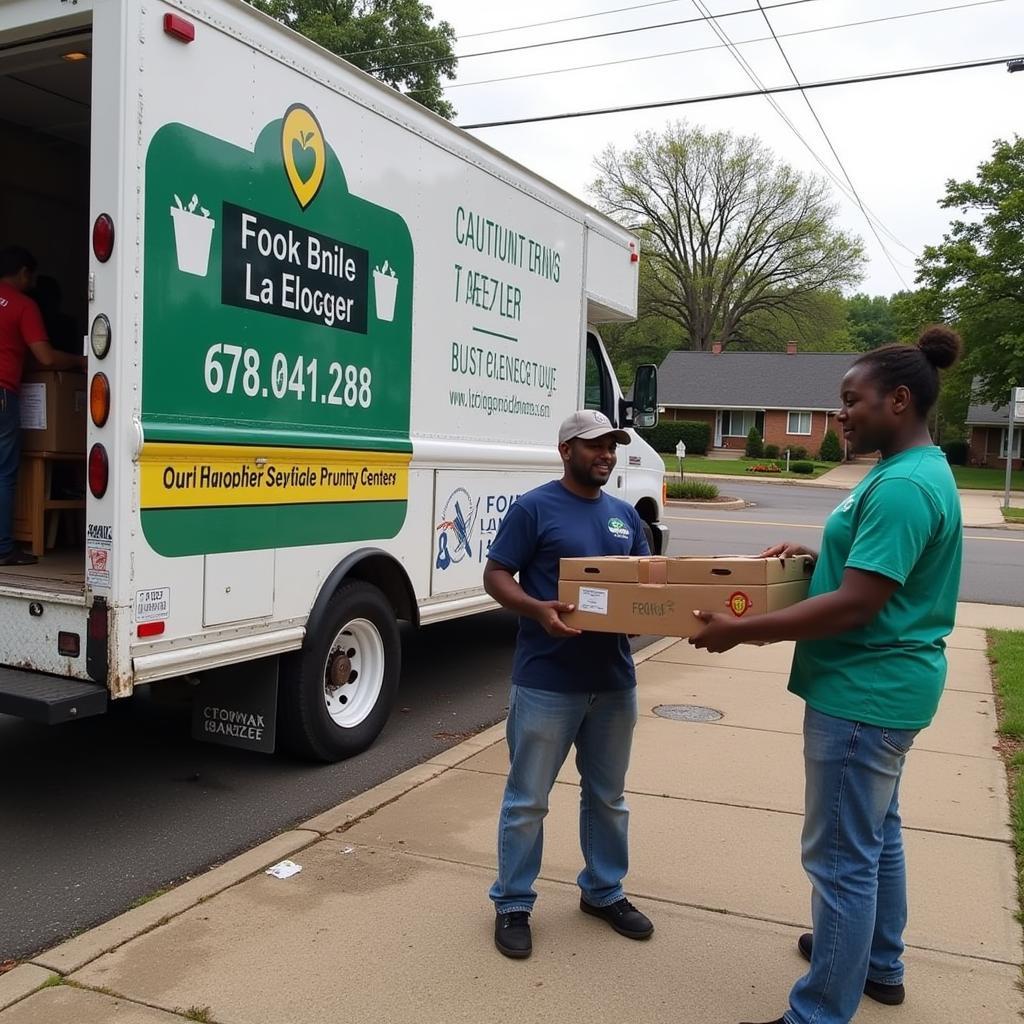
[557,409,631,446]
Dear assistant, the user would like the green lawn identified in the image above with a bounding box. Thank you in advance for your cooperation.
[660,454,833,480]
[989,630,1024,918]
[950,466,1024,491]
[1003,507,1024,523]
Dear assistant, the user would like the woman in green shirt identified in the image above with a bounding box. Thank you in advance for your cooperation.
[690,326,964,1024]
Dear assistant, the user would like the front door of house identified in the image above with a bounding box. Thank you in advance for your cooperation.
[714,410,723,448]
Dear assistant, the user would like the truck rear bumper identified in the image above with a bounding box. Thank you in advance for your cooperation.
[0,668,107,724]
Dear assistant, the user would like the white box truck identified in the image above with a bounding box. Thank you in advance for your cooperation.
[0,0,668,760]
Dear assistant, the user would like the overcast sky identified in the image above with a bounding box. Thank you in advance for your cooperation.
[420,0,1023,297]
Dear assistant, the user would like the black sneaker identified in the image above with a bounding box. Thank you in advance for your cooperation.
[494,911,532,959]
[580,896,653,939]
[798,933,905,1005]
[0,549,37,566]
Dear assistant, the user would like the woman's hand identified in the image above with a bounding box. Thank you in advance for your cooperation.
[688,611,743,653]
[759,542,817,561]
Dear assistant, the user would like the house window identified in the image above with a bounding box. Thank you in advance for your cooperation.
[722,410,765,437]
[1000,428,1022,459]
[787,411,812,436]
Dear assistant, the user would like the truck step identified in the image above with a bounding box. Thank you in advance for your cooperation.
[0,668,107,724]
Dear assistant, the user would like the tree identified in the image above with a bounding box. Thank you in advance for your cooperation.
[742,289,855,351]
[745,426,764,459]
[917,136,1024,405]
[818,428,842,463]
[844,293,896,350]
[248,0,457,118]
[591,122,865,352]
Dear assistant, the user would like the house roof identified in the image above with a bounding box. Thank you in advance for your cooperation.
[966,401,1009,426]
[657,350,860,410]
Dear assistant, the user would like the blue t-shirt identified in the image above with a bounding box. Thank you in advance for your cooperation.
[487,480,650,693]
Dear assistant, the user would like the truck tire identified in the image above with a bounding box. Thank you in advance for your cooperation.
[641,521,655,555]
[279,581,400,762]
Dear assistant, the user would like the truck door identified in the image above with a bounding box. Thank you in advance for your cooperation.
[583,332,627,502]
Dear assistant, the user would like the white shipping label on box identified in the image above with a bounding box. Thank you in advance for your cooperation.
[18,383,46,430]
[578,587,609,615]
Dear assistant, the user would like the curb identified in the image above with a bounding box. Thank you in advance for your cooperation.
[666,497,746,510]
[0,966,56,1013]
[16,635,681,996]
[665,471,850,490]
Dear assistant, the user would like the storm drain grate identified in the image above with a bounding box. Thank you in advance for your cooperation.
[653,704,723,722]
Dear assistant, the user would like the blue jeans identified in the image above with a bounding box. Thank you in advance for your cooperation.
[786,705,918,1024]
[489,684,638,914]
[0,389,20,558]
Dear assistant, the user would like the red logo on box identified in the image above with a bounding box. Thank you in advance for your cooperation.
[727,591,752,617]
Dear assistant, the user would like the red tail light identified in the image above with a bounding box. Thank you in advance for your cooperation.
[88,444,109,498]
[93,214,114,262]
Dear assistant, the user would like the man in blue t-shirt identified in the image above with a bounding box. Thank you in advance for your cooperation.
[483,409,653,959]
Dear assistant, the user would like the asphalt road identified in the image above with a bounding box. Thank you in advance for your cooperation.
[0,611,520,962]
[3,479,1020,961]
[666,480,1024,606]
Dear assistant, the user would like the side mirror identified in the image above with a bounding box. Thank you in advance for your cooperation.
[631,363,658,429]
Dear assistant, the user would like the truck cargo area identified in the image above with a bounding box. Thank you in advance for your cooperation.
[0,19,92,596]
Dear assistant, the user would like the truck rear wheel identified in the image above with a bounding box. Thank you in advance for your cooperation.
[641,521,655,554]
[279,581,400,762]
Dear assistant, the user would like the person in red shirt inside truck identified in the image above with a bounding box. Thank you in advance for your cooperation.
[0,246,87,566]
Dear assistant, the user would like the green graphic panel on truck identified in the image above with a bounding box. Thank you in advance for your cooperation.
[141,105,413,556]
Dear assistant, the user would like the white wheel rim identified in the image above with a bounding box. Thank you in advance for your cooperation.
[322,617,385,728]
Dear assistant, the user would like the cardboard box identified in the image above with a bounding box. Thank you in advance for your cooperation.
[19,370,87,454]
[665,554,813,586]
[559,556,667,584]
[558,555,811,637]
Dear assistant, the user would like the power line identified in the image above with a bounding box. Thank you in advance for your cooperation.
[429,0,1005,93]
[457,53,1021,128]
[754,0,912,285]
[461,0,697,40]
[365,0,827,74]
[687,0,913,260]
[347,0,696,57]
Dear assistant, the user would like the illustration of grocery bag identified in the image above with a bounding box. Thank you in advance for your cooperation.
[170,193,216,276]
[373,260,398,322]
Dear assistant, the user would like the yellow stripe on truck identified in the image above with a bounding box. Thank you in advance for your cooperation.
[140,443,410,509]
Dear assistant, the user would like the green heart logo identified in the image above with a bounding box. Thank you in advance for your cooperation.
[291,136,316,184]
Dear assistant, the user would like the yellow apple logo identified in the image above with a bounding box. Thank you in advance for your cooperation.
[281,104,326,209]
[727,591,752,617]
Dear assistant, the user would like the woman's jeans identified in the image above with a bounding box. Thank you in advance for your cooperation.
[489,684,638,914]
[786,705,918,1024]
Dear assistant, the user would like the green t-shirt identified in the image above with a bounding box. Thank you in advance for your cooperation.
[788,446,963,729]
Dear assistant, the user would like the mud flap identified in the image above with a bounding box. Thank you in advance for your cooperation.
[191,657,278,753]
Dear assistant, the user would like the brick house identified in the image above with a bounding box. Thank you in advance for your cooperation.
[966,398,1023,470]
[657,343,858,455]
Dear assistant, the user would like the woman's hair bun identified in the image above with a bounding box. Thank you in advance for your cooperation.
[916,324,962,370]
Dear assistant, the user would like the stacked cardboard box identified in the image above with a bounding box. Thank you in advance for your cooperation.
[19,370,87,454]
[558,555,812,637]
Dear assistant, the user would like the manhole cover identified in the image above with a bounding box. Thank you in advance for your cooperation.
[653,704,723,722]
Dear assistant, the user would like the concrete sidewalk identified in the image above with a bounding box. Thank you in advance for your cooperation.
[2,604,1022,1023]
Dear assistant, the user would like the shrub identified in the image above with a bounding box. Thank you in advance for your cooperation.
[746,462,781,474]
[791,461,815,474]
[941,440,969,466]
[640,419,711,455]
[764,444,780,459]
[818,429,843,463]
[745,426,764,459]
[667,480,719,500]
[787,445,809,461]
